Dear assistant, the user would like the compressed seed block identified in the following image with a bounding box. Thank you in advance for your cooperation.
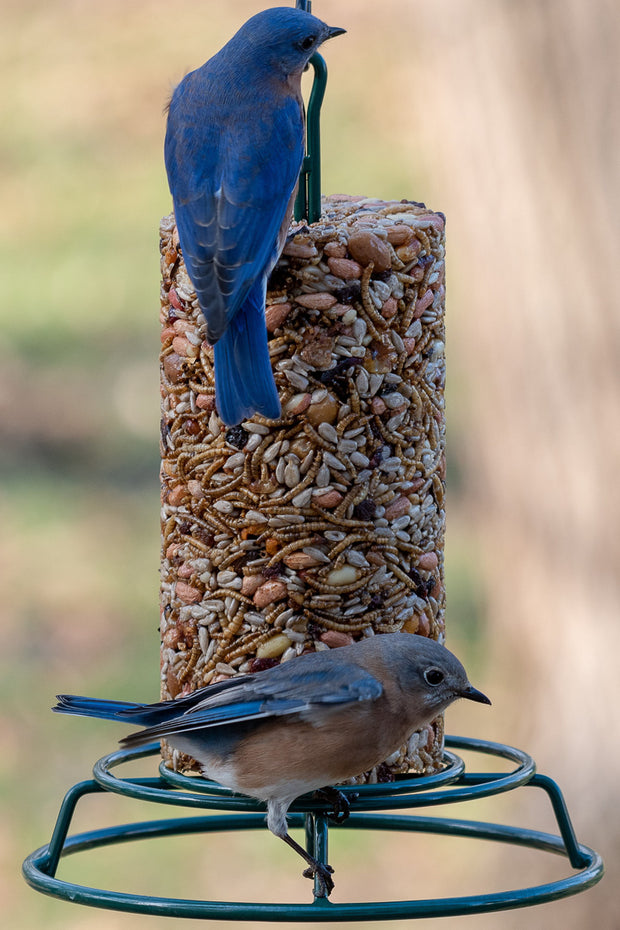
[159,195,446,780]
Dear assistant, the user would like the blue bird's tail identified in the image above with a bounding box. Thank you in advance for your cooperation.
[213,281,281,426]
[53,695,151,724]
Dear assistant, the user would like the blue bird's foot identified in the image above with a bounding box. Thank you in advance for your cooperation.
[284,225,309,245]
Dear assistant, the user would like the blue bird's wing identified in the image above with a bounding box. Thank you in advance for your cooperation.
[119,661,383,747]
[165,72,304,344]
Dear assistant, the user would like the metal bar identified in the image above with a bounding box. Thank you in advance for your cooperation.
[23,810,603,920]
[294,53,328,223]
[160,749,465,797]
[304,812,330,900]
[530,774,591,870]
[93,738,536,813]
[305,53,327,223]
[43,779,102,877]
[22,735,603,919]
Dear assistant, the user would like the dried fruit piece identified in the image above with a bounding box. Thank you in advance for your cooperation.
[284,551,324,570]
[314,489,344,508]
[418,551,439,571]
[176,582,201,604]
[285,393,311,416]
[256,634,292,659]
[300,329,334,369]
[295,292,337,310]
[163,353,185,383]
[320,631,355,648]
[225,425,249,449]
[347,229,391,272]
[384,496,411,521]
[386,225,414,246]
[253,580,288,608]
[327,257,363,279]
[326,565,360,586]
[265,301,292,331]
[283,238,317,259]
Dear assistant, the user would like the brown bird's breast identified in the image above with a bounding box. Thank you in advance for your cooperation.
[231,694,415,800]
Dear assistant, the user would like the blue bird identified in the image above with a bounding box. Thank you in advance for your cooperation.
[53,634,490,896]
[164,8,346,426]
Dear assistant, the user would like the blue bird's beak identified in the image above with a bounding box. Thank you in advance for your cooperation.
[461,685,492,705]
[326,26,346,40]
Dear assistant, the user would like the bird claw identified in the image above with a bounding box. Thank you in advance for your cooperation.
[315,786,358,824]
[285,225,310,244]
[302,862,335,897]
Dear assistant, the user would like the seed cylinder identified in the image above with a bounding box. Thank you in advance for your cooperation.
[159,195,446,778]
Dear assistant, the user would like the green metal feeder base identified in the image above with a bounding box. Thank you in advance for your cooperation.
[23,736,603,921]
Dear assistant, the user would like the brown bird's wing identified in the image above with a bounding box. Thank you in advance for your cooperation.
[120,661,382,747]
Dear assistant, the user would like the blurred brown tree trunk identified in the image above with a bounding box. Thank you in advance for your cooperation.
[411,1,619,926]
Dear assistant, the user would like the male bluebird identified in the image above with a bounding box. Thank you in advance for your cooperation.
[54,633,490,896]
[165,8,346,426]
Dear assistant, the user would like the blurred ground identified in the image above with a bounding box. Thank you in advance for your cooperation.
[2,1,618,928]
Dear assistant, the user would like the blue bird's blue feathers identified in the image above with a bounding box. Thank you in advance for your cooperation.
[53,652,383,747]
[213,279,281,424]
[163,7,337,424]
[53,695,149,723]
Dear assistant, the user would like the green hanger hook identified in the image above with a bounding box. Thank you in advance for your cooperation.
[293,0,329,223]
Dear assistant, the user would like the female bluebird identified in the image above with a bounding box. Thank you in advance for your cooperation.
[54,634,490,896]
[165,8,346,426]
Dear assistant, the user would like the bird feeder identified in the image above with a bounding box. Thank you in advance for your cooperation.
[23,738,602,917]
[157,191,448,780]
[23,0,603,919]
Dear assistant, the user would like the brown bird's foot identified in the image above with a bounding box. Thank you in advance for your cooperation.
[315,786,358,824]
[280,831,336,897]
[302,860,335,898]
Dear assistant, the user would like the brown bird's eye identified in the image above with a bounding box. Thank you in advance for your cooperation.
[424,668,444,686]
[300,35,316,50]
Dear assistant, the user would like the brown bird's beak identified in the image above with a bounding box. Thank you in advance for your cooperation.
[461,685,492,705]
[326,26,347,40]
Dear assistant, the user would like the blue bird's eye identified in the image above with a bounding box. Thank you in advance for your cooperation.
[424,668,445,686]
[299,35,316,51]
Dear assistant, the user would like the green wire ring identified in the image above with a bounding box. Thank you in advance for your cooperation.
[22,736,603,920]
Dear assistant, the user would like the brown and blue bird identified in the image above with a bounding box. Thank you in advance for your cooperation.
[54,633,490,896]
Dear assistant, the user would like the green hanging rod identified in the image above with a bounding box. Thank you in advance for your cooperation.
[294,0,330,223]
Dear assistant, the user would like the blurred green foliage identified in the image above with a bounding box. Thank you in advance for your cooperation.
[2,3,491,927]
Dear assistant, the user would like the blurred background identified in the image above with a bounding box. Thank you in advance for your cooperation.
[3,0,618,927]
